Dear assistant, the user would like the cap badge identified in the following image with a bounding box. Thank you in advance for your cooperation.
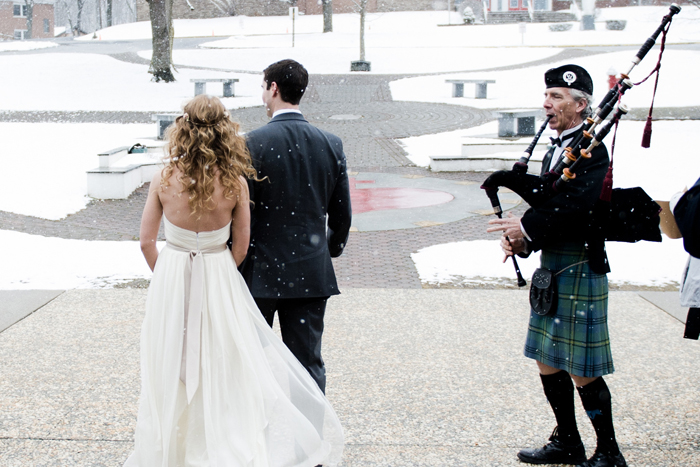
[563,71,577,86]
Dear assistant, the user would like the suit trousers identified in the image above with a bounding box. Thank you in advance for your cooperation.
[254,296,329,393]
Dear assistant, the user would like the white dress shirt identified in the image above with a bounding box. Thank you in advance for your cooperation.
[272,109,303,118]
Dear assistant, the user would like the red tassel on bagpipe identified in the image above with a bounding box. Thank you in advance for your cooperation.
[601,166,614,202]
[635,16,671,149]
[641,115,653,148]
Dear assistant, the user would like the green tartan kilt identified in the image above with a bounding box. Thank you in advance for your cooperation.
[524,242,614,377]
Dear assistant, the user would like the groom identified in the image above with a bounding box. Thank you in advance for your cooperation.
[241,59,352,393]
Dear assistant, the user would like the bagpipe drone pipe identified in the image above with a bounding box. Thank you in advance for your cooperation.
[482,4,681,254]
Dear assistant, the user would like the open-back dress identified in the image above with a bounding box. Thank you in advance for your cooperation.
[124,216,344,467]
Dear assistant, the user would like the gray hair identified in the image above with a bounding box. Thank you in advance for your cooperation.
[569,88,593,119]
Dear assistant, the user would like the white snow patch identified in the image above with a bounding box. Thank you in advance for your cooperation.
[0,53,262,112]
[391,49,700,110]
[78,8,700,46]
[0,41,58,52]
[0,229,160,290]
[412,236,688,288]
[0,123,154,220]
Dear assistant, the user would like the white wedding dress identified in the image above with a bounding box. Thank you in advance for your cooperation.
[124,217,344,467]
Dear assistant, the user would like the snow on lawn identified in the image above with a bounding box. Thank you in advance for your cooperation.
[0,41,58,52]
[0,229,159,289]
[411,236,689,288]
[391,48,700,110]
[80,7,700,46]
[0,123,153,220]
[399,119,700,201]
[0,53,262,112]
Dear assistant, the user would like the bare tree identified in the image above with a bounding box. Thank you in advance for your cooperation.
[24,0,34,39]
[107,0,113,26]
[357,0,367,61]
[323,0,332,33]
[75,0,86,34]
[147,0,175,82]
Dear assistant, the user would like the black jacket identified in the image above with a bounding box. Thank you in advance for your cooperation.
[521,128,610,274]
[241,113,352,298]
[674,176,700,259]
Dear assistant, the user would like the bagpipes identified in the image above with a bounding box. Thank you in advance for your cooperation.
[482,4,681,285]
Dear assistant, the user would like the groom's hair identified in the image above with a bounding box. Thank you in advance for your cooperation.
[263,59,308,105]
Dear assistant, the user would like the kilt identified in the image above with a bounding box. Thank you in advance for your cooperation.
[524,242,614,377]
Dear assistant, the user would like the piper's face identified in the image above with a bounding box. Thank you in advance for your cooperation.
[543,87,586,135]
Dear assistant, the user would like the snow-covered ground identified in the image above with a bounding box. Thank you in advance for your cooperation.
[0,229,160,289]
[2,7,699,289]
[0,54,261,112]
[412,236,690,289]
[391,48,700,109]
[0,41,58,52]
[80,7,700,47]
[0,123,153,219]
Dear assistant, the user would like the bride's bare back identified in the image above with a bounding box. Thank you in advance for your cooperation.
[158,166,244,232]
[140,167,251,272]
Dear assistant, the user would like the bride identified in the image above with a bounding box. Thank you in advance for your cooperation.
[124,94,344,467]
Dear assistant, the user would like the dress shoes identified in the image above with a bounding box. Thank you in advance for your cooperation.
[517,432,587,465]
[577,450,627,467]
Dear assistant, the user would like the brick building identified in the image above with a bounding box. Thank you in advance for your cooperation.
[136,0,439,21]
[0,0,54,40]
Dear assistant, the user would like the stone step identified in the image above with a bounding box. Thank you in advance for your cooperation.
[486,11,576,24]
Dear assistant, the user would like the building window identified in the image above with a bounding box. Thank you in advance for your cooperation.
[44,18,50,33]
[13,4,27,17]
[14,30,27,40]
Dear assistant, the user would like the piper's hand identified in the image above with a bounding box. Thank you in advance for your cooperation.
[486,212,524,241]
[500,235,526,262]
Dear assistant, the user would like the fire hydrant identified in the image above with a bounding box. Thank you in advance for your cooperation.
[608,67,618,89]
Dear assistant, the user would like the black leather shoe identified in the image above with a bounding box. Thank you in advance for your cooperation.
[577,450,627,467]
[517,430,586,465]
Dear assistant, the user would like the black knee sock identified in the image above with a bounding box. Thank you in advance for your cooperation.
[540,371,581,446]
[577,377,620,456]
[684,308,700,340]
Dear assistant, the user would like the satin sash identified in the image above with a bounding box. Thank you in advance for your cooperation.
[165,241,228,403]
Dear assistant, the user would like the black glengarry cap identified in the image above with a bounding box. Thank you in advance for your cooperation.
[545,64,593,95]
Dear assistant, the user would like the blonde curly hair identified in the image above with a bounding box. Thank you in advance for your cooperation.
[161,94,256,218]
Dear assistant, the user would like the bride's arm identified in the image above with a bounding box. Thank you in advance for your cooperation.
[140,172,164,272]
[230,176,251,267]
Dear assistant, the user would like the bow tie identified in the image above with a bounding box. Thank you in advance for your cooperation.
[550,137,562,147]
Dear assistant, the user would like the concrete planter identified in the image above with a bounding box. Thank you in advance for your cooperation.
[606,20,627,31]
[350,60,371,72]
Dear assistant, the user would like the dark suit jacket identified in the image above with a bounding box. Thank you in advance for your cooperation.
[241,112,352,298]
[521,128,610,273]
[674,176,700,259]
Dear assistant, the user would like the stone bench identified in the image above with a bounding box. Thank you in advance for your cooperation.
[191,78,239,97]
[152,113,178,140]
[87,145,162,199]
[445,79,496,99]
[496,109,544,137]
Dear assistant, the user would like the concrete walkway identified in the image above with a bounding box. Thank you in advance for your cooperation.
[0,288,698,466]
